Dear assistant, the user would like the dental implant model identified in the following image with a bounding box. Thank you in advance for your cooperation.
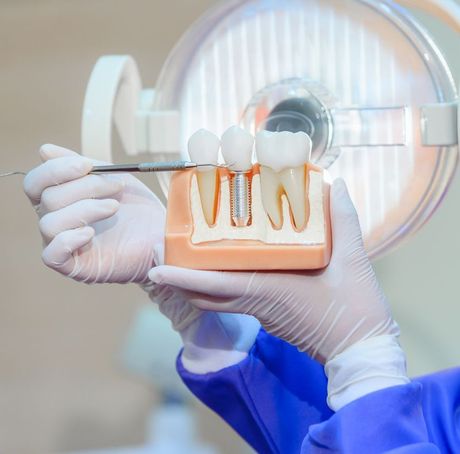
[221,126,254,227]
[164,126,332,271]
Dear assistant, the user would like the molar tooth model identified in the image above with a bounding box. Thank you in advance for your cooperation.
[165,127,332,271]
[256,130,311,232]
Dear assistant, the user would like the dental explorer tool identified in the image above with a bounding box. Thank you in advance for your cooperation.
[0,162,225,179]
[90,161,223,174]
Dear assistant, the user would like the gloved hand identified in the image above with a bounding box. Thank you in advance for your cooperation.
[149,179,398,363]
[23,144,165,284]
[24,144,260,373]
[149,179,409,409]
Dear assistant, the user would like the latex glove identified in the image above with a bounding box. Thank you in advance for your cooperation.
[24,145,260,373]
[149,179,409,408]
[23,144,165,284]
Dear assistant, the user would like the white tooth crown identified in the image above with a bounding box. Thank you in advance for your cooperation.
[221,126,254,171]
[188,129,220,171]
[256,130,312,173]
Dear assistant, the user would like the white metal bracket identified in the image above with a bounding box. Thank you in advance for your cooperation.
[421,102,459,147]
[81,55,180,162]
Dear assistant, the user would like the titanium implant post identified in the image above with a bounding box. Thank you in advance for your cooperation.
[229,171,252,227]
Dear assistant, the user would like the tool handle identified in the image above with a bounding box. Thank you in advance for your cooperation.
[91,161,196,174]
[138,161,195,172]
[91,164,139,173]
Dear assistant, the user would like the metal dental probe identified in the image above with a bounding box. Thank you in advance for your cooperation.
[90,161,224,174]
[0,161,225,178]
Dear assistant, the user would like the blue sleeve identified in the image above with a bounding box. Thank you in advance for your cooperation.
[177,329,333,453]
[416,368,460,449]
[301,368,460,453]
[178,328,460,453]
[302,383,439,453]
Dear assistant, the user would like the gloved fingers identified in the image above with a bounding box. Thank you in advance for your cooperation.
[39,198,119,244]
[39,144,80,162]
[330,178,365,258]
[149,266,249,299]
[162,285,244,313]
[42,226,95,276]
[39,174,124,215]
[24,156,93,206]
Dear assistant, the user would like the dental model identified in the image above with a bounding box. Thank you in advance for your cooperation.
[164,127,331,271]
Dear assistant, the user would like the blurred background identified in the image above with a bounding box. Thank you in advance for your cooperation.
[0,1,459,453]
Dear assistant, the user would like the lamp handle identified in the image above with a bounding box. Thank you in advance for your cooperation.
[81,55,142,162]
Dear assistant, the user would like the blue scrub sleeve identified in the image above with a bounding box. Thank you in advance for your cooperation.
[416,368,460,449]
[302,383,440,453]
[178,328,460,453]
[304,367,460,453]
[177,329,333,453]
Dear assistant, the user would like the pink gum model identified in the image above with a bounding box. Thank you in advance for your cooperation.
[165,163,332,271]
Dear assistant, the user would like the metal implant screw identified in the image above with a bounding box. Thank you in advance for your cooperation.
[229,171,252,227]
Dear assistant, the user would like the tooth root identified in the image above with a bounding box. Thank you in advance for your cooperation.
[260,166,283,229]
[280,166,308,231]
[196,170,219,226]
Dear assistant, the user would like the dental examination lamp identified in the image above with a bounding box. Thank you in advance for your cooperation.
[81,0,460,259]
